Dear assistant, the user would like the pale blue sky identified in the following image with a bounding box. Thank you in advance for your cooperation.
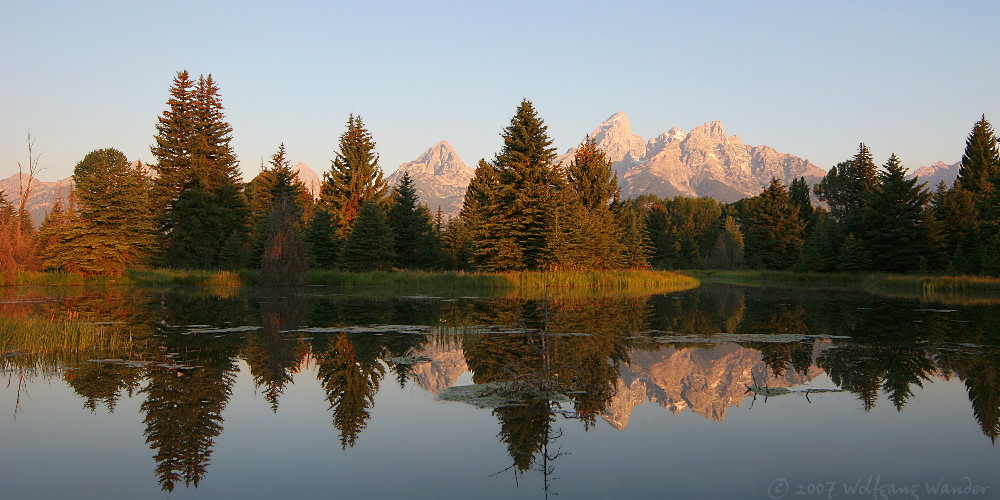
[2,0,998,182]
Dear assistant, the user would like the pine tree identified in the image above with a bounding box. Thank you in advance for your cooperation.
[859,154,930,273]
[150,70,196,218]
[304,207,341,269]
[319,115,388,232]
[151,71,249,269]
[957,115,1000,202]
[815,143,879,224]
[930,183,978,272]
[388,172,443,269]
[789,176,814,230]
[247,144,311,267]
[340,201,395,271]
[616,199,652,269]
[460,100,562,271]
[744,178,806,269]
[42,149,154,275]
[567,137,619,209]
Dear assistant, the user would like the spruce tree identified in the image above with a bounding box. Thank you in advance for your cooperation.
[259,197,308,287]
[304,207,341,269]
[247,144,311,266]
[319,115,388,232]
[744,178,806,269]
[42,149,154,275]
[789,176,814,229]
[151,71,249,268]
[616,199,652,269]
[859,154,930,273]
[815,143,879,224]
[460,100,562,271]
[957,115,1000,202]
[567,137,619,209]
[150,70,196,218]
[340,201,395,271]
[388,172,442,269]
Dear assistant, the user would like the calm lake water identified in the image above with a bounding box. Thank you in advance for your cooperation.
[2,284,998,499]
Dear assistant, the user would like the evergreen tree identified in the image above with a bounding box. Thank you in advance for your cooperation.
[929,183,979,272]
[567,137,619,209]
[837,233,870,271]
[340,201,395,271]
[304,207,341,269]
[150,70,196,218]
[706,215,744,269]
[42,149,154,275]
[247,144,311,267]
[744,178,806,269]
[859,154,930,273]
[815,143,879,224]
[388,172,443,269]
[956,115,1000,203]
[798,208,840,272]
[441,216,473,270]
[319,115,388,232]
[460,100,561,271]
[616,199,652,269]
[151,71,250,268]
[789,176,814,229]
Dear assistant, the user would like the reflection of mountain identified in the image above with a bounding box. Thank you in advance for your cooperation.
[604,342,828,428]
[409,338,468,394]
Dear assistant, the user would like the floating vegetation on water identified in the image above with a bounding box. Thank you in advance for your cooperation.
[184,326,262,334]
[635,331,849,344]
[88,359,197,370]
[385,356,432,365]
[746,386,844,398]
[438,382,570,408]
[287,325,432,335]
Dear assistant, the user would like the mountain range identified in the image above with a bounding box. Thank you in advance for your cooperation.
[3,114,964,225]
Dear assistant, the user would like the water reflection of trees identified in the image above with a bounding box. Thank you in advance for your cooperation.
[6,285,1000,493]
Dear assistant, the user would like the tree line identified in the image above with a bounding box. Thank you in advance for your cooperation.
[2,70,998,278]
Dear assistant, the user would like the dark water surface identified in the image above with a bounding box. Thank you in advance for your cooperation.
[2,284,998,499]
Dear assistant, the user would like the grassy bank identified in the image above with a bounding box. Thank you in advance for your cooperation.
[8,268,699,296]
[686,269,1000,295]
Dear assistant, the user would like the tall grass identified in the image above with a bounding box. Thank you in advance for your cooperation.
[0,316,137,354]
[13,268,699,297]
[687,269,1000,298]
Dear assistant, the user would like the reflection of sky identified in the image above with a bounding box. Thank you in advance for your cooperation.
[2,359,998,499]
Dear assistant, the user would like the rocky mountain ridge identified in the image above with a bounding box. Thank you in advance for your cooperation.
[385,140,474,217]
[557,112,828,203]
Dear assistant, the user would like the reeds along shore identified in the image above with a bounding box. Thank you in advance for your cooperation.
[688,269,1000,294]
[5,268,700,294]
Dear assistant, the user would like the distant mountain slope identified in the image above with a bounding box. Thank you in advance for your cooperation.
[292,162,321,199]
[386,141,474,218]
[0,173,74,227]
[908,160,959,189]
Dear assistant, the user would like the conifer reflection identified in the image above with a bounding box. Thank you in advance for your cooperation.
[313,333,385,449]
[243,292,308,412]
[140,293,244,491]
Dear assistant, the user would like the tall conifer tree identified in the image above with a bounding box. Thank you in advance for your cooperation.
[151,71,250,268]
[319,115,388,233]
[744,178,806,269]
[859,154,930,273]
[957,115,1000,202]
[461,100,562,271]
[42,149,154,275]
